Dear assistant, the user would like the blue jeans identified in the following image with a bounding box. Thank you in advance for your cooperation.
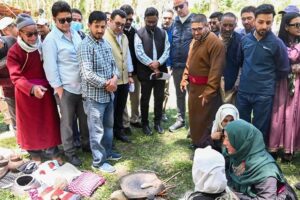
[236,91,273,144]
[83,98,114,167]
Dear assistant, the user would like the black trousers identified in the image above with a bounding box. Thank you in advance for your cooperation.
[114,83,129,135]
[140,80,165,125]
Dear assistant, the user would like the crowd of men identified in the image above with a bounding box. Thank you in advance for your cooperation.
[0,0,299,175]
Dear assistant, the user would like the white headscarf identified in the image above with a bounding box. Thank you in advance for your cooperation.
[211,104,239,134]
[192,146,227,194]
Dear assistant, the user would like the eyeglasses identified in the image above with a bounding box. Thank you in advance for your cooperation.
[288,23,300,28]
[20,30,38,37]
[57,17,72,24]
[173,3,185,11]
[114,22,125,28]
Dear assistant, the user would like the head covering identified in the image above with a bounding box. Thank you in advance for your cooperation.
[211,104,239,134]
[279,5,300,14]
[36,18,48,25]
[16,14,36,30]
[0,17,14,30]
[224,120,285,198]
[192,146,227,194]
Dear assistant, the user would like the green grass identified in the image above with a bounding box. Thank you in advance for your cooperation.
[0,110,299,199]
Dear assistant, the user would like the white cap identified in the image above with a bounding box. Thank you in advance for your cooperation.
[36,18,48,25]
[0,17,14,30]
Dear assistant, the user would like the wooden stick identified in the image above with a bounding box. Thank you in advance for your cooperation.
[162,171,182,184]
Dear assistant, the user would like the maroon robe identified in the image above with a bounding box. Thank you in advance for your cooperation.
[6,43,61,150]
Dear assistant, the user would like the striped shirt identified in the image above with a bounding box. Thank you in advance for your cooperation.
[78,34,119,103]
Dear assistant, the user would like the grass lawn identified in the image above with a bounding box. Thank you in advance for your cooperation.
[0,109,299,199]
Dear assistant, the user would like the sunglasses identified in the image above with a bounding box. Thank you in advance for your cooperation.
[21,30,38,37]
[173,3,185,11]
[222,23,235,28]
[288,23,300,28]
[57,17,72,24]
[114,22,125,28]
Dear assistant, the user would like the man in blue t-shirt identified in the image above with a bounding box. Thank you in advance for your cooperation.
[236,4,289,143]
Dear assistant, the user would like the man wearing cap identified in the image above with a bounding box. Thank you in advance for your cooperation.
[279,5,300,15]
[36,18,50,42]
[169,0,194,132]
[0,17,18,38]
[6,13,61,163]
[42,1,89,166]
[0,17,17,132]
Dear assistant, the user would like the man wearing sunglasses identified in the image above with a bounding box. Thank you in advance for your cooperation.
[6,13,62,164]
[104,9,134,143]
[169,0,194,133]
[219,12,242,104]
[42,1,89,167]
[209,11,223,35]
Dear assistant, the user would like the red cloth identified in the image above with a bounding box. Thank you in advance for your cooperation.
[6,43,61,150]
[188,74,208,85]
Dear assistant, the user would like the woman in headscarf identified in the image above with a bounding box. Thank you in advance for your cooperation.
[211,104,239,140]
[184,146,238,200]
[6,14,61,163]
[223,120,297,199]
[269,11,300,162]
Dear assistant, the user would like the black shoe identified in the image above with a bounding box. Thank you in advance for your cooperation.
[130,122,143,128]
[295,182,300,190]
[67,155,82,166]
[142,125,153,136]
[115,133,131,143]
[124,127,132,135]
[82,145,91,153]
[169,121,185,132]
[154,124,164,134]
[161,114,168,122]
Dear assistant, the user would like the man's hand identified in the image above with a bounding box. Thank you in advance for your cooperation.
[55,86,64,99]
[0,39,4,49]
[32,85,47,99]
[149,61,160,70]
[198,95,208,107]
[106,75,118,92]
[128,77,134,84]
[180,80,188,92]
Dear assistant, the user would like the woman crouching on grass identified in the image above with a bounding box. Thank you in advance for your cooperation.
[223,120,297,199]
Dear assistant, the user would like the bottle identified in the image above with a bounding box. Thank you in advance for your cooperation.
[129,82,135,93]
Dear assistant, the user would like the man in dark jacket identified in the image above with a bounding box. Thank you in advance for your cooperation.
[134,7,170,135]
[169,0,194,132]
